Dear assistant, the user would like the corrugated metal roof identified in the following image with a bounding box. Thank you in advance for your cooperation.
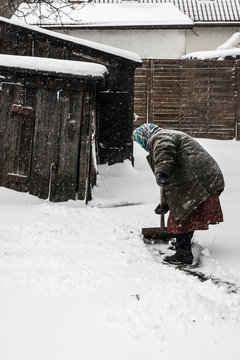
[92,0,240,23]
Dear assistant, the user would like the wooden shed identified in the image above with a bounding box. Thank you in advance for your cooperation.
[0,16,142,165]
[0,54,108,202]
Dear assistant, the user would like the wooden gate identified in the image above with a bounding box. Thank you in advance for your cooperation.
[134,59,237,140]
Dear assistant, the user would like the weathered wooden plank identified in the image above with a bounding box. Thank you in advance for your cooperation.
[49,90,83,202]
[11,104,35,117]
[153,94,180,101]
[235,61,240,140]
[207,132,234,137]
[78,93,91,201]
[134,104,147,110]
[180,60,235,68]
[155,120,180,125]
[134,78,149,85]
[180,69,234,75]
[134,88,148,94]
[0,82,23,187]
[181,96,235,102]
[153,82,181,88]
[180,83,235,91]
[180,104,234,112]
[29,88,61,199]
[7,173,28,183]
[17,116,34,177]
[180,118,208,124]
[154,92,181,98]
[154,114,180,120]
[7,88,36,193]
[8,112,22,175]
[88,95,97,200]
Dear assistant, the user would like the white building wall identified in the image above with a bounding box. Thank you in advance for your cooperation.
[186,26,240,53]
[54,28,187,59]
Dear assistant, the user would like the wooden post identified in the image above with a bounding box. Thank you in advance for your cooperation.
[235,60,240,140]
[146,59,153,124]
[78,92,91,201]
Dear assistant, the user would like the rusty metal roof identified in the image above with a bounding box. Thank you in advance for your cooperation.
[92,0,240,23]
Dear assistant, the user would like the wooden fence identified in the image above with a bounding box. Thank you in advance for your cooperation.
[134,59,240,140]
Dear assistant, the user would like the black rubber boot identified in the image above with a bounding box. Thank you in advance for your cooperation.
[164,248,194,265]
[164,232,194,265]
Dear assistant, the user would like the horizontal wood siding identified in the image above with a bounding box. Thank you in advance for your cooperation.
[134,59,237,140]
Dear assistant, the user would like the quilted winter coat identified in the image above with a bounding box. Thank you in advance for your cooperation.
[147,129,225,221]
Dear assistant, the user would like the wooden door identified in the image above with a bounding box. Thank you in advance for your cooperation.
[0,82,35,191]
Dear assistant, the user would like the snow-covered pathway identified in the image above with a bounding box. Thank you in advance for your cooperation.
[0,139,240,359]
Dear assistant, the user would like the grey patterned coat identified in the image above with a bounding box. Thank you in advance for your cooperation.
[147,129,225,221]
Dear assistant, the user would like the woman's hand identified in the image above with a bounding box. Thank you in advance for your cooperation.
[154,202,169,215]
[156,172,170,186]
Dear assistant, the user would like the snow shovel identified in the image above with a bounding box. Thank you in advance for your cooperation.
[142,186,175,244]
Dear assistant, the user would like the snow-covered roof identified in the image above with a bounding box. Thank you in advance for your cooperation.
[183,48,240,60]
[12,2,193,27]
[0,16,141,64]
[0,54,108,78]
[91,0,240,24]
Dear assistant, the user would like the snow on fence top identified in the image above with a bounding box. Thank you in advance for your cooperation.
[184,31,240,60]
[13,2,193,27]
[0,16,142,64]
[183,48,240,60]
[0,54,108,78]
[217,33,240,50]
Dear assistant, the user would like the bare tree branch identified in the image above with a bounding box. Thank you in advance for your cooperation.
[0,0,92,22]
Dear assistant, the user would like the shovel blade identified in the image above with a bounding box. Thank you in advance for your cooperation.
[142,226,174,244]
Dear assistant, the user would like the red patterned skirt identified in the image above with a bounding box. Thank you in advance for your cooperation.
[167,193,223,234]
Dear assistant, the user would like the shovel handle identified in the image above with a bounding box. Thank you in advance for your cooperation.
[160,186,165,230]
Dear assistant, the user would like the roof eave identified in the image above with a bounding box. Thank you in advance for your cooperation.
[41,24,194,30]
[0,65,106,81]
[194,21,240,27]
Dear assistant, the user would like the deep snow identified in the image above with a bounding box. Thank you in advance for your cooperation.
[0,138,240,360]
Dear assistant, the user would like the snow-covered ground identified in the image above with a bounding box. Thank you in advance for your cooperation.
[0,138,240,360]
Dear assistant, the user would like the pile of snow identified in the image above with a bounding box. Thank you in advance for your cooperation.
[217,32,240,50]
[0,138,240,360]
[183,48,240,60]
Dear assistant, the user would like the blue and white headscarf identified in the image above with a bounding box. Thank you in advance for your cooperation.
[133,123,159,152]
